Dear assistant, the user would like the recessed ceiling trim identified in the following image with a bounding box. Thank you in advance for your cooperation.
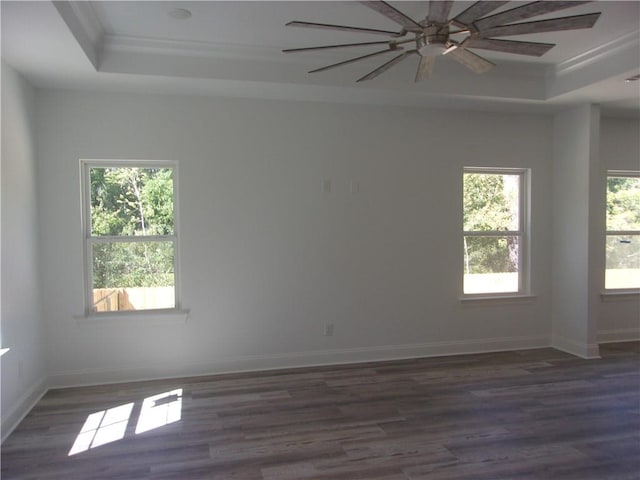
[546,35,640,100]
[102,34,285,62]
[52,1,105,69]
[553,29,640,77]
[100,32,548,81]
[3,0,636,118]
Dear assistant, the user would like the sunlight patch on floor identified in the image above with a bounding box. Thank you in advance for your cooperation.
[68,388,183,456]
[68,403,134,456]
[135,388,183,434]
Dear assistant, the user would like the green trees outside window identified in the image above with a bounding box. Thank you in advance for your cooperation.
[85,164,177,312]
[463,169,526,295]
[605,174,640,290]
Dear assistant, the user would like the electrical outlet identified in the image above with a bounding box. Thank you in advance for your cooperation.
[322,179,332,193]
[324,323,334,336]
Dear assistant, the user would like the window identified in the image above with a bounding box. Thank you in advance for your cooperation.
[463,168,528,296]
[82,161,179,314]
[605,171,639,290]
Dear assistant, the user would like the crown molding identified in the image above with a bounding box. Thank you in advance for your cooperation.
[101,34,285,63]
[101,32,548,82]
[552,30,640,78]
[545,29,640,100]
[53,1,105,69]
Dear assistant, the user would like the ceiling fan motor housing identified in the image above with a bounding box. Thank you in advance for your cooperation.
[416,25,448,56]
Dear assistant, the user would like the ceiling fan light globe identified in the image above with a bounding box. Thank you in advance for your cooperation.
[167,8,192,20]
[442,44,459,55]
[418,43,446,57]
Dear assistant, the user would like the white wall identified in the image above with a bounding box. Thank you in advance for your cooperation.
[1,62,47,440]
[36,90,554,387]
[551,105,602,358]
[598,117,640,342]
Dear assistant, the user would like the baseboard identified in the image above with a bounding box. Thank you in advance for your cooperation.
[552,335,601,359]
[47,335,550,389]
[598,328,640,343]
[1,377,48,444]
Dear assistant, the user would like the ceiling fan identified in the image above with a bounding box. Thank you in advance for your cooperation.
[283,1,601,82]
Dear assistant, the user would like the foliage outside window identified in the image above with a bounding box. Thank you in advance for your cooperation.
[605,172,640,290]
[463,168,527,295]
[82,161,178,313]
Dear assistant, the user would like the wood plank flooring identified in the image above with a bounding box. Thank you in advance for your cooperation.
[2,342,639,479]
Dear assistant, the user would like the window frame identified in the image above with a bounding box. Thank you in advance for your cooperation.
[604,170,640,293]
[462,167,530,298]
[80,159,182,317]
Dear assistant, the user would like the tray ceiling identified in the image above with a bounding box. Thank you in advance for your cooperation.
[2,1,639,116]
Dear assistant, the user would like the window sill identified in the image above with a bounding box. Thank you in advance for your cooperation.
[73,309,190,326]
[460,294,537,305]
[600,290,640,302]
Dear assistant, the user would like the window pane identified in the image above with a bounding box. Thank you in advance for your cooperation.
[464,236,519,294]
[463,173,520,232]
[605,235,640,289]
[92,241,175,312]
[607,176,640,231]
[90,167,174,236]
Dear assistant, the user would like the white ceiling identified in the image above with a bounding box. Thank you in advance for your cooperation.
[2,1,639,116]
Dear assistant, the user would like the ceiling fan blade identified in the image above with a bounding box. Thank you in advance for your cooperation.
[283,41,391,53]
[478,13,601,38]
[415,55,436,82]
[474,1,591,31]
[464,38,555,56]
[448,48,495,74]
[285,21,403,37]
[309,48,400,74]
[428,1,454,24]
[359,1,422,31]
[452,2,508,28]
[357,51,415,82]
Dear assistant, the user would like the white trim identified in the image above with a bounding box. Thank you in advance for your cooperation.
[73,309,190,325]
[463,166,527,176]
[462,167,530,297]
[99,30,546,78]
[52,1,102,69]
[460,294,537,305]
[608,170,640,178]
[604,170,640,292]
[551,335,601,359]
[46,335,550,389]
[553,30,640,78]
[606,231,640,236]
[600,290,640,300]
[463,230,523,237]
[90,235,177,244]
[53,1,104,46]
[1,377,48,444]
[79,160,182,316]
[598,328,640,344]
[102,34,283,62]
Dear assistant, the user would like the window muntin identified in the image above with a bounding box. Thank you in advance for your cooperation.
[82,162,179,314]
[463,169,527,296]
[605,172,639,290]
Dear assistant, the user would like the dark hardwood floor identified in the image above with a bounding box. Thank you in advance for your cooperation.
[2,342,639,479]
